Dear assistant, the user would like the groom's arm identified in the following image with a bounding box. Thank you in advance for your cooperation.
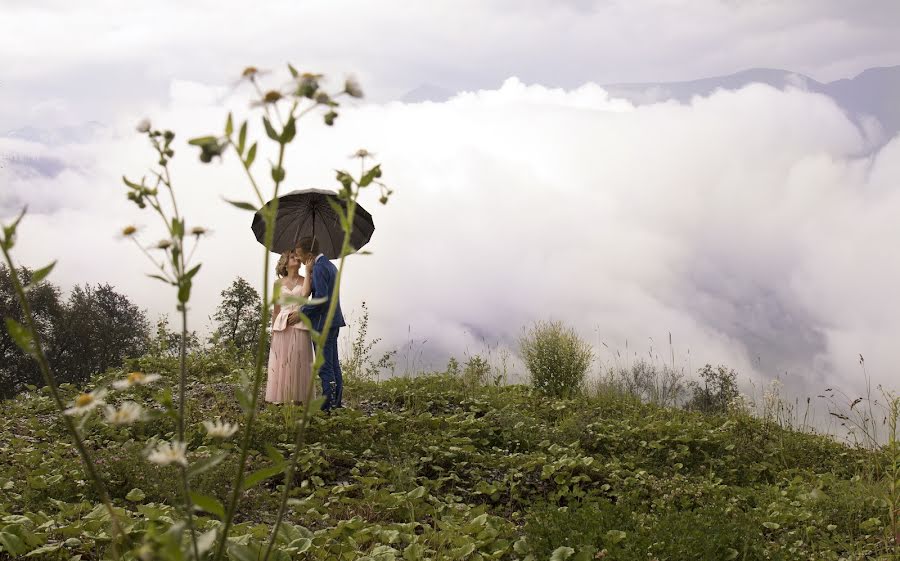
[301,262,331,321]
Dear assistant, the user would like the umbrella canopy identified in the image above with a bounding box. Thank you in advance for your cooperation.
[250,188,375,257]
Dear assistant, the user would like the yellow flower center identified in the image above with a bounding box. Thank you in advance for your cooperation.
[75,394,94,407]
[122,226,137,236]
[127,372,145,384]
[263,90,282,103]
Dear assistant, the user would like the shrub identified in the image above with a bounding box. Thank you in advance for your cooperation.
[519,320,593,398]
[686,363,739,414]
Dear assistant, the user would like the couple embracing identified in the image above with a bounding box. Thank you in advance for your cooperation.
[264,237,344,412]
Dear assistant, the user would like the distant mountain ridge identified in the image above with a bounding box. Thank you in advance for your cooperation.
[403,66,900,145]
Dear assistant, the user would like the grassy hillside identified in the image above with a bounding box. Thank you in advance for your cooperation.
[0,349,896,560]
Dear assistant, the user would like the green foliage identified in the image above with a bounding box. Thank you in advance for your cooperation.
[211,277,263,355]
[0,352,898,559]
[687,363,740,414]
[519,320,593,398]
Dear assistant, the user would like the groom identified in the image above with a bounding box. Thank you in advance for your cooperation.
[291,237,345,411]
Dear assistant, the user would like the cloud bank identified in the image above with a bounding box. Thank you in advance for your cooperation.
[3,75,899,415]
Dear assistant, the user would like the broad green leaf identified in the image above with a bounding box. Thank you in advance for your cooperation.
[26,542,63,556]
[189,492,225,519]
[241,462,285,491]
[125,488,146,502]
[0,531,27,556]
[224,199,259,212]
[225,113,234,137]
[406,486,426,500]
[245,143,257,168]
[227,542,261,561]
[605,530,627,544]
[5,318,34,356]
[762,521,780,530]
[550,546,575,561]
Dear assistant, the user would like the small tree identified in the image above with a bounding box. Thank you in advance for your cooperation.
[519,320,593,398]
[212,276,261,354]
[686,364,739,414]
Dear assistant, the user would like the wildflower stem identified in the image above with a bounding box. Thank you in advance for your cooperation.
[214,136,288,561]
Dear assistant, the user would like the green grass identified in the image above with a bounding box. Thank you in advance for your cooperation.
[0,348,895,560]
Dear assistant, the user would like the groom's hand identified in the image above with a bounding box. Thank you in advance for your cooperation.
[287,311,300,325]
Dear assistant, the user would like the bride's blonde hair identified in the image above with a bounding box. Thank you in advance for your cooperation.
[275,251,292,278]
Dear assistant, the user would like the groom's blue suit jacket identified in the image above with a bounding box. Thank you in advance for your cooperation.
[302,256,346,333]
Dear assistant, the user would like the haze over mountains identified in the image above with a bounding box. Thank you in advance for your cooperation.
[403,66,900,150]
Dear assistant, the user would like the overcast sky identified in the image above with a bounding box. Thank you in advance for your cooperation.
[2,0,900,422]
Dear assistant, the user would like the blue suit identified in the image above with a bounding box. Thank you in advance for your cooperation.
[301,255,345,410]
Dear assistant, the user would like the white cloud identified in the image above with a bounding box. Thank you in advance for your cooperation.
[4,75,899,412]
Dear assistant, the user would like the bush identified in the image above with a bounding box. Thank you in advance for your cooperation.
[686,363,739,414]
[519,320,593,398]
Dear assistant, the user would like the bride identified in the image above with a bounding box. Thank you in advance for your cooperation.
[265,249,314,404]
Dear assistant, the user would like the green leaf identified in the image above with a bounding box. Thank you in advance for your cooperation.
[237,122,247,155]
[262,117,279,142]
[224,199,259,212]
[225,113,234,137]
[288,63,299,78]
[188,136,218,146]
[187,451,228,479]
[265,445,285,464]
[271,166,286,183]
[1,206,27,250]
[5,318,34,356]
[171,218,184,238]
[241,462,285,491]
[26,260,56,288]
[190,492,225,519]
[762,521,780,530]
[185,263,202,280]
[26,542,63,556]
[360,164,382,187]
[604,530,627,545]
[125,488,146,502]
[146,273,174,285]
[406,486,427,500]
[0,531,27,555]
[245,143,257,168]
[550,546,575,561]
[281,116,296,143]
[227,543,261,561]
[177,279,192,304]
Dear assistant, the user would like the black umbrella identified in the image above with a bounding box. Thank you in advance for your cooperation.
[250,188,375,257]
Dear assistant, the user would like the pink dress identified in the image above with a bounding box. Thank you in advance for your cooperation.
[265,283,314,404]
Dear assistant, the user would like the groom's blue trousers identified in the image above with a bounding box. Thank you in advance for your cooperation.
[318,327,343,410]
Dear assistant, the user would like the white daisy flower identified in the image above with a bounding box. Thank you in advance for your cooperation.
[112,372,162,390]
[203,420,239,439]
[136,119,152,133]
[147,441,188,467]
[64,389,108,416]
[103,402,144,425]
